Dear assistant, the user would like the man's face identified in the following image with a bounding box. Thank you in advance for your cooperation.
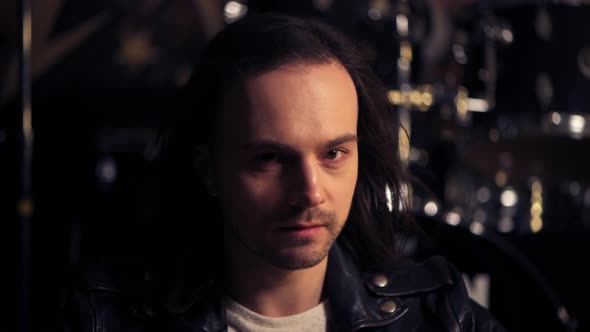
[212,61,358,270]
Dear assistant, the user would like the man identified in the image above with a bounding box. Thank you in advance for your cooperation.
[63,14,506,331]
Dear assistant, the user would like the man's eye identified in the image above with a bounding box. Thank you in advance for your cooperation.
[253,152,279,163]
[324,149,346,161]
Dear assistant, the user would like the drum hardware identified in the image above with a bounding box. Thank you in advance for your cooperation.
[387,85,489,123]
[381,1,590,232]
[387,85,434,112]
[454,5,590,240]
[544,112,589,139]
[407,211,580,332]
[579,46,590,79]
[412,8,511,115]
[490,4,590,116]
[479,13,514,112]
[391,0,416,166]
[445,163,590,234]
[367,0,428,169]
[18,0,33,331]
[367,0,391,21]
[462,112,590,183]
[387,5,505,139]
[371,2,586,329]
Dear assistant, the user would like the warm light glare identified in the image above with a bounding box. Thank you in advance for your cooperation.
[501,29,513,43]
[224,1,247,22]
[397,58,410,71]
[445,212,461,226]
[388,90,402,104]
[385,184,393,212]
[467,98,489,112]
[551,112,562,125]
[531,180,543,193]
[500,188,518,207]
[410,91,421,105]
[531,202,543,215]
[495,171,507,187]
[531,217,543,233]
[455,88,468,120]
[424,201,439,216]
[530,179,543,233]
[422,92,433,106]
[568,115,585,134]
[398,127,410,162]
[399,183,410,212]
[396,14,409,36]
[470,221,484,235]
[23,10,32,52]
[387,87,433,110]
[400,42,412,61]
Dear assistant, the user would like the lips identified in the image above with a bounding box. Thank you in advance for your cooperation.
[277,221,325,230]
[275,223,325,237]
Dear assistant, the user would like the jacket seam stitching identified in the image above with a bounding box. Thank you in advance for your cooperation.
[88,293,99,332]
[351,306,409,331]
[444,292,462,332]
[369,283,453,297]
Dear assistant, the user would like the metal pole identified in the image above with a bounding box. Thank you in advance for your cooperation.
[18,0,34,330]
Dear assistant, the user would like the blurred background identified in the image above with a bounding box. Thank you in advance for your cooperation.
[1,0,589,331]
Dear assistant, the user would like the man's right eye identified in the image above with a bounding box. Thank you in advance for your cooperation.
[253,152,279,164]
[249,152,283,172]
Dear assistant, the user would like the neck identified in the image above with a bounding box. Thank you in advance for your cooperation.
[224,241,328,317]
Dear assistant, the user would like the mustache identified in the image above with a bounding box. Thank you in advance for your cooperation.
[279,207,338,224]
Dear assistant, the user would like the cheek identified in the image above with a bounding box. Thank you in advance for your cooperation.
[339,161,359,212]
[219,171,283,217]
[338,178,357,209]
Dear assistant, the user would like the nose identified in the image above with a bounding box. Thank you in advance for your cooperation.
[287,157,325,208]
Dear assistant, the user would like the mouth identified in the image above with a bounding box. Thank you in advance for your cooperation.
[275,223,325,237]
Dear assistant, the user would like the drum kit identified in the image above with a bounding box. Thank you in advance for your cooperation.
[374,0,590,233]
[363,0,590,330]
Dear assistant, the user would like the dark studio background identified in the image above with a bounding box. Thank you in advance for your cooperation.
[1,1,589,331]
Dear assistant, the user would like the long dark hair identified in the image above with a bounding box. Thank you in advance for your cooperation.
[157,14,411,278]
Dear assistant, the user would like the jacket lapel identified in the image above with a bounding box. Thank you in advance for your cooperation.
[325,243,408,331]
[163,242,455,332]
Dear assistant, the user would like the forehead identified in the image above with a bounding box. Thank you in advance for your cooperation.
[217,61,358,146]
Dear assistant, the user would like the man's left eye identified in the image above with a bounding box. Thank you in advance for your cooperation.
[325,149,345,160]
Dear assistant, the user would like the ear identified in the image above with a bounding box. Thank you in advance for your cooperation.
[194,145,217,197]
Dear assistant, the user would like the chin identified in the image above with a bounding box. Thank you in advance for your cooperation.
[265,247,329,270]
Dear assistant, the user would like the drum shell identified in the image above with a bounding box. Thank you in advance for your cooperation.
[408,213,585,332]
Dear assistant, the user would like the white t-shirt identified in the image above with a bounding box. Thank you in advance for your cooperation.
[226,298,330,332]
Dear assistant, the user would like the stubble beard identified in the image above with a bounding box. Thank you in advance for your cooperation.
[233,208,345,270]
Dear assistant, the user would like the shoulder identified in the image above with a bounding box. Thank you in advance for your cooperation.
[59,257,154,332]
[362,256,507,332]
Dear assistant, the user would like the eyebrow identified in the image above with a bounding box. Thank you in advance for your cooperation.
[242,133,358,152]
[325,133,358,149]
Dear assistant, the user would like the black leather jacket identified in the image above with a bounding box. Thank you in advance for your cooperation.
[62,243,507,331]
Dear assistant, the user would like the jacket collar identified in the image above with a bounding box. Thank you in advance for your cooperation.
[325,243,454,331]
[325,242,399,331]
[167,242,455,331]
